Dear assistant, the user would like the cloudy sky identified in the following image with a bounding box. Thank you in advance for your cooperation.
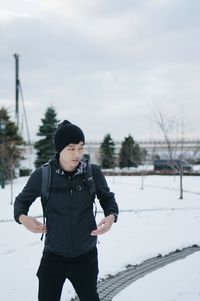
[0,0,200,142]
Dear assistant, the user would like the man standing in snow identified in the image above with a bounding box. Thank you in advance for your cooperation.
[14,120,118,301]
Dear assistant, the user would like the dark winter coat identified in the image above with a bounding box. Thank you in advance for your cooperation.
[14,158,118,257]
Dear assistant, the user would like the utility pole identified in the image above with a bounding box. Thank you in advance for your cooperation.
[14,53,20,129]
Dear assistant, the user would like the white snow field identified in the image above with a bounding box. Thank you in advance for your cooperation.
[0,174,200,300]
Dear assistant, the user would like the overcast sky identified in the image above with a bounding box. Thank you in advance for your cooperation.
[0,0,200,142]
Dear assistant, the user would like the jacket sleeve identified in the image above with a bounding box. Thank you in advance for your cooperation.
[14,167,42,224]
[92,164,119,222]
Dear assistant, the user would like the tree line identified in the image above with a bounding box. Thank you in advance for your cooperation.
[0,105,147,186]
[34,106,147,169]
[1,104,194,200]
[100,133,147,169]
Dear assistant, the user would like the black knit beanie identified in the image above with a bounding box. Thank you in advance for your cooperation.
[54,120,85,153]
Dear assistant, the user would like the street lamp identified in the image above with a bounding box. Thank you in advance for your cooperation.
[0,118,7,189]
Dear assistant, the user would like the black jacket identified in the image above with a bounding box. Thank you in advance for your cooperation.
[14,159,119,257]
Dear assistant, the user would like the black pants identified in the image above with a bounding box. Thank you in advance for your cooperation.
[37,247,100,301]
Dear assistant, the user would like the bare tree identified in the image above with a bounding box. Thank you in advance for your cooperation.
[140,148,148,190]
[152,107,188,199]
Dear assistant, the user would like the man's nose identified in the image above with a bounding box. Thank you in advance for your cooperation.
[74,149,81,157]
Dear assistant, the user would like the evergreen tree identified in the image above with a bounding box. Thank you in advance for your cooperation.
[34,106,59,167]
[0,107,24,185]
[119,134,142,168]
[100,134,115,168]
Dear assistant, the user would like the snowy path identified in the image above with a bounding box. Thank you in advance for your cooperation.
[73,245,200,301]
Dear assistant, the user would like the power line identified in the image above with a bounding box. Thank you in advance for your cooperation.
[18,81,31,145]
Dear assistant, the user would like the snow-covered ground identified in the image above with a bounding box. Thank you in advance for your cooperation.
[1,174,200,300]
[113,251,200,301]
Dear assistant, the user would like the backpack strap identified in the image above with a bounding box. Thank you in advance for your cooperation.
[85,163,98,219]
[41,162,52,202]
[40,162,52,241]
[85,163,96,197]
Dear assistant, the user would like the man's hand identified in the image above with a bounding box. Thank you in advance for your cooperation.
[91,214,115,236]
[19,215,47,234]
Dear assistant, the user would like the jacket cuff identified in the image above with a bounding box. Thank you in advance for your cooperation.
[107,213,118,223]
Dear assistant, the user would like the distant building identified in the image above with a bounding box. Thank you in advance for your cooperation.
[21,139,200,170]
[84,139,200,164]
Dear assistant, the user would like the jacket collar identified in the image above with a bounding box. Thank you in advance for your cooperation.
[74,158,87,176]
[51,155,88,177]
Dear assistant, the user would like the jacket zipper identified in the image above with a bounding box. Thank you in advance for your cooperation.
[68,175,75,255]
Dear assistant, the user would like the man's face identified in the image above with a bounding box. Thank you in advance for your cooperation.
[59,142,84,170]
